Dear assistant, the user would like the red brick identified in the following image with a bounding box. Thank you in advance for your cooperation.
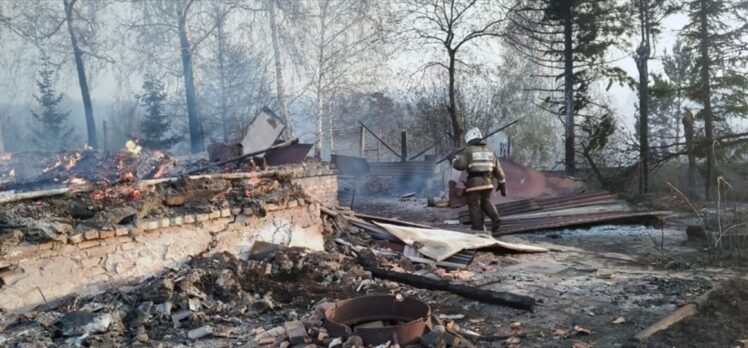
[129,225,145,236]
[36,242,55,251]
[171,216,184,226]
[183,214,196,224]
[86,244,116,258]
[78,240,102,249]
[99,229,115,239]
[115,227,129,236]
[68,233,85,244]
[83,229,100,240]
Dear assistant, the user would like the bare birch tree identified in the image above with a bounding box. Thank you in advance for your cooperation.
[402,0,505,147]
[127,0,238,153]
[286,0,392,159]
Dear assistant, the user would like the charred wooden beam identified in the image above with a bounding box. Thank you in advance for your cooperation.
[366,267,535,311]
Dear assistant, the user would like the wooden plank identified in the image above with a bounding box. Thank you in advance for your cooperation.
[367,267,535,310]
[0,188,71,204]
[634,287,715,341]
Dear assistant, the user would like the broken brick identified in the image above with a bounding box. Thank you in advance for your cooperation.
[183,214,196,224]
[83,229,100,240]
[99,229,115,239]
[68,234,84,244]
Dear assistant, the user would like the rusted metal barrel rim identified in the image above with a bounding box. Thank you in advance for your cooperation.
[324,294,431,346]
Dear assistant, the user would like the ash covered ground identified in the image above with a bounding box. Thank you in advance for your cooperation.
[0,197,747,347]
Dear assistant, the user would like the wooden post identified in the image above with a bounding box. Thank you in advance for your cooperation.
[507,137,511,159]
[359,125,365,158]
[377,128,381,161]
[401,130,407,162]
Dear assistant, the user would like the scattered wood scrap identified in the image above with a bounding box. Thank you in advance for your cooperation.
[634,286,715,341]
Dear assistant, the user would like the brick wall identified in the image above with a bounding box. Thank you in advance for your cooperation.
[0,201,324,312]
[288,162,338,207]
[0,163,338,313]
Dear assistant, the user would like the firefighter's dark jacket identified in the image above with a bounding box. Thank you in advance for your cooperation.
[452,141,506,190]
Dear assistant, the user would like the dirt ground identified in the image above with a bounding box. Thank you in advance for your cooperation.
[355,198,748,347]
[2,195,747,347]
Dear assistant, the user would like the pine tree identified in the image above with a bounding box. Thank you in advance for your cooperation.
[649,40,695,152]
[680,0,748,199]
[506,0,631,175]
[30,59,76,151]
[138,75,180,150]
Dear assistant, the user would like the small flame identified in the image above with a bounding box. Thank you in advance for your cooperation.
[43,152,82,173]
[91,190,108,200]
[125,140,142,155]
[0,153,11,161]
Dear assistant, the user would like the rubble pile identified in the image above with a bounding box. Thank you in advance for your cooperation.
[0,211,516,348]
[0,174,306,245]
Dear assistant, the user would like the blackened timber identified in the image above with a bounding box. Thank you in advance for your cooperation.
[185,138,298,175]
[367,267,535,311]
[401,131,408,162]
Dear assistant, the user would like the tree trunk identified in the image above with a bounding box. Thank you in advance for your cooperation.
[447,50,464,147]
[563,0,575,176]
[313,2,327,159]
[268,0,293,138]
[637,0,650,194]
[328,92,335,155]
[315,87,324,159]
[64,0,97,149]
[216,13,229,143]
[683,111,696,198]
[178,7,204,153]
[698,0,715,200]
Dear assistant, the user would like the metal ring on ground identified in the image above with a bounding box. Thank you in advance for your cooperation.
[324,294,431,346]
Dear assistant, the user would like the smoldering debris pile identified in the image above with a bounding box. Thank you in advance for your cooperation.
[0,245,474,347]
[0,145,177,193]
[0,206,546,347]
[0,174,305,245]
[0,249,364,347]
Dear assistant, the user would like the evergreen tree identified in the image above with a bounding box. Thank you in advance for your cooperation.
[138,75,180,150]
[680,0,748,199]
[648,40,695,152]
[30,59,76,151]
[506,0,631,175]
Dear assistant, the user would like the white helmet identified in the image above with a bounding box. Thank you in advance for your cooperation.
[465,127,482,144]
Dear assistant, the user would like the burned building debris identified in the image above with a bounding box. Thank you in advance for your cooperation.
[0,129,744,348]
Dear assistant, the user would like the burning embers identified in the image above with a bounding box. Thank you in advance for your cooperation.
[0,141,177,192]
[43,152,82,173]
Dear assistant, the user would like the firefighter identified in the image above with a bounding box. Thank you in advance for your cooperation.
[451,127,506,232]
